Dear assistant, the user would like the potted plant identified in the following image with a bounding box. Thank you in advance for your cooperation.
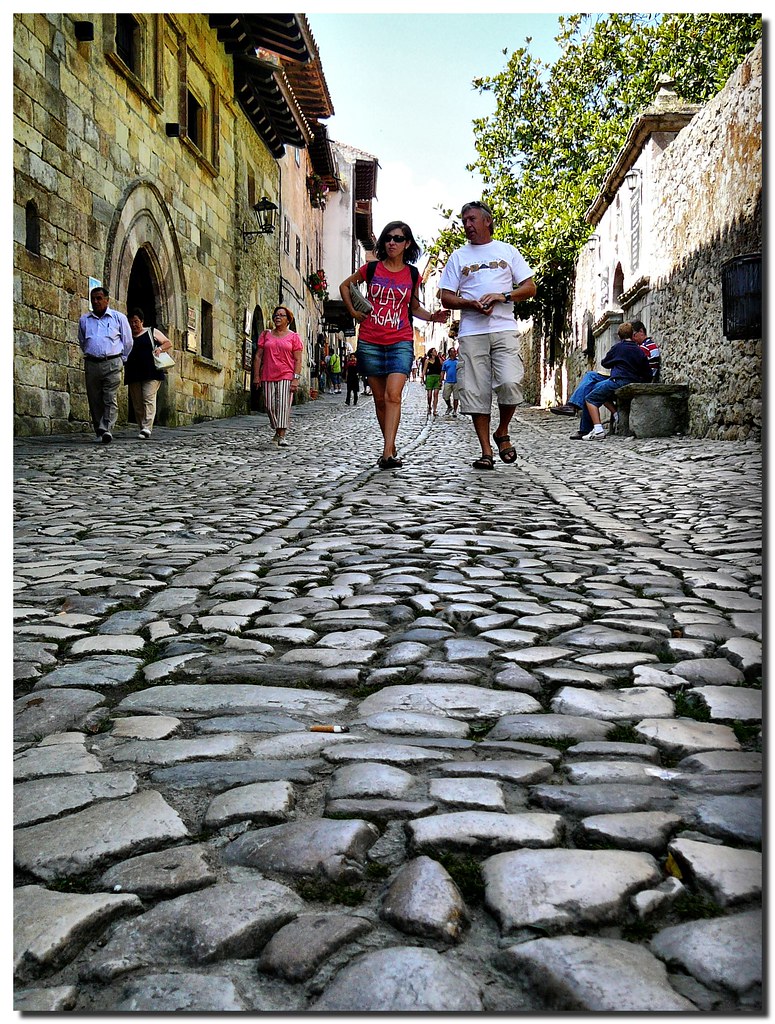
[306,173,329,209]
[307,269,328,301]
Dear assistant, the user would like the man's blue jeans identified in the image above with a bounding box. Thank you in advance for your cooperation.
[570,371,607,434]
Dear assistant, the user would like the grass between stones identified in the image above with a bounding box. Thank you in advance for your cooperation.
[732,720,761,750]
[604,723,644,744]
[672,690,711,721]
[620,891,724,943]
[469,719,498,742]
[295,879,366,906]
[436,853,485,903]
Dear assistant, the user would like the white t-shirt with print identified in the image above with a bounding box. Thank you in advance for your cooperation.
[439,239,533,338]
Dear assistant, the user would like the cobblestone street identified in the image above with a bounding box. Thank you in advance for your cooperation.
[13,383,762,1012]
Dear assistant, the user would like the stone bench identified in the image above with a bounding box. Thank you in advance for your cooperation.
[613,383,690,438]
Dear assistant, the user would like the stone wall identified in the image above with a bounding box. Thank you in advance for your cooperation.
[648,43,762,439]
[14,13,280,434]
[566,42,761,439]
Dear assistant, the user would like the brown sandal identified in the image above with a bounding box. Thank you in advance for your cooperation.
[493,432,517,463]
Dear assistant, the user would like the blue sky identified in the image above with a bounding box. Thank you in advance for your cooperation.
[307,13,566,248]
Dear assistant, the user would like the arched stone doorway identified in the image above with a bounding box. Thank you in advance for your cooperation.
[250,305,265,411]
[104,179,186,427]
[613,263,625,309]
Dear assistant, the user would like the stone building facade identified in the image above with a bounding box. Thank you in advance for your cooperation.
[13,14,342,434]
[319,140,379,370]
[569,42,761,439]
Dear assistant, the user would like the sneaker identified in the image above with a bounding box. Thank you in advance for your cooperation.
[452,411,458,418]
[583,427,606,440]
[277,438,289,447]
[101,431,113,443]
[569,430,584,439]
[550,403,578,416]
[138,429,151,439]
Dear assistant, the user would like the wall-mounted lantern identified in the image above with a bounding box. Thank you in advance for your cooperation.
[242,197,279,249]
[587,233,600,251]
[625,168,642,191]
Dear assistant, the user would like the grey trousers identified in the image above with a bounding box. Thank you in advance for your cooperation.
[84,356,123,435]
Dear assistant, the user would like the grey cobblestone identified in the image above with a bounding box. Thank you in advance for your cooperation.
[13,389,761,1011]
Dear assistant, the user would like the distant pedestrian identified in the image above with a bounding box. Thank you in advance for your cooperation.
[77,286,133,444]
[339,220,448,469]
[422,348,443,417]
[319,356,330,393]
[345,353,360,406]
[125,308,173,439]
[441,346,460,417]
[328,350,342,394]
[439,200,535,470]
[253,305,302,447]
[583,321,651,440]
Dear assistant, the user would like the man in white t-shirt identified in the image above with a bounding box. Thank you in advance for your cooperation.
[439,201,536,469]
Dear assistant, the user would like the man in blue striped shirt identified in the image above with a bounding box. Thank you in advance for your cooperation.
[77,287,133,443]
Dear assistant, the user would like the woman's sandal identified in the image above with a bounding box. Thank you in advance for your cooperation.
[378,455,403,470]
[493,432,517,464]
[376,449,400,466]
[472,454,495,470]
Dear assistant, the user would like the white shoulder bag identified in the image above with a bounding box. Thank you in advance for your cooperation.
[152,328,175,370]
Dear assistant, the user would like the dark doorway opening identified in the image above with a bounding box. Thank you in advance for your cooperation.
[250,305,265,411]
[127,250,157,326]
[125,248,168,425]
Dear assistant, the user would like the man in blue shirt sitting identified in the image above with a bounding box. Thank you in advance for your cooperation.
[583,322,652,440]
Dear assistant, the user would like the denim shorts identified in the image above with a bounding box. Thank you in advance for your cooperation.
[357,340,413,378]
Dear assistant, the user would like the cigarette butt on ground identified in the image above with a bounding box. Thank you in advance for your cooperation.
[309,724,350,733]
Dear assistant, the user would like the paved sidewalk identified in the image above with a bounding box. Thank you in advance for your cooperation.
[14,384,762,1012]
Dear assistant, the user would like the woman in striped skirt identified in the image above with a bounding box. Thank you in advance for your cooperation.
[253,306,303,447]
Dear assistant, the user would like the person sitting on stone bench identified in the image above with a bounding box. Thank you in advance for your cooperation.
[552,320,659,438]
[583,322,652,440]
[632,319,660,382]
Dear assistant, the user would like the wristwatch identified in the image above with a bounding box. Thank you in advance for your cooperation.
[503,291,511,302]
[293,373,301,380]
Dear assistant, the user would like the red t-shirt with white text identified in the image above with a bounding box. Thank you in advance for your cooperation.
[357,262,415,345]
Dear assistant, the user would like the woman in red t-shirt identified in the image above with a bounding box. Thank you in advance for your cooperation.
[253,306,303,447]
[339,221,449,469]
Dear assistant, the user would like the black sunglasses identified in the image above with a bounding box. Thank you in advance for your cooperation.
[385,233,408,243]
[462,201,493,216]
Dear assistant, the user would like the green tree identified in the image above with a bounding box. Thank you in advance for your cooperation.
[427,13,761,349]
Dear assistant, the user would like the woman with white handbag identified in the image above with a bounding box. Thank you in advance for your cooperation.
[126,308,174,439]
